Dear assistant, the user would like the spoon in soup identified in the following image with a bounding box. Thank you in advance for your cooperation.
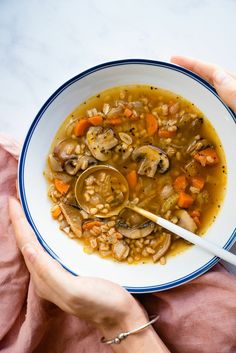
[75,165,236,266]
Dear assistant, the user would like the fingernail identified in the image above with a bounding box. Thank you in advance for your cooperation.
[214,70,231,85]
[22,243,38,263]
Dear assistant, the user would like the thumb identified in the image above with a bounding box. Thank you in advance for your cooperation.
[9,197,75,290]
[213,70,236,113]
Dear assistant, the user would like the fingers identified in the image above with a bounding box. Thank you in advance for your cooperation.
[9,197,76,295]
[9,196,38,250]
[171,56,236,113]
[213,70,236,112]
[171,56,220,84]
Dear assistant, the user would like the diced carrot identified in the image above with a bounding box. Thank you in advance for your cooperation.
[51,205,61,219]
[173,175,188,192]
[190,209,201,218]
[88,115,103,126]
[109,118,122,125]
[178,191,194,208]
[146,113,158,136]
[193,216,201,227]
[158,129,177,138]
[82,221,102,230]
[124,108,133,118]
[54,179,70,194]
[191,176,205,190]
[74,119,90,137]
[194,148,219,167]
[126,170,138,190]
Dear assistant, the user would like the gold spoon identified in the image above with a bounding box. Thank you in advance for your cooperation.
[75,165,129,218]
[74,165,236,266]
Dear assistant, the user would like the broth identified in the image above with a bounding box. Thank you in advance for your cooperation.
[44,85,226,264]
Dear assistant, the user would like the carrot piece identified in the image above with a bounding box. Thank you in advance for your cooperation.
[158,129,176,138]
[51,205,61,219]
[124,108,133,118]
[82,221,102,230]
[194,148,219,167]
[88,115,103,126]
[109,118,122,125]
[74,119,90,137]
[54,179,70,194]
[191,176,205,190]
[173,175,188,192]
[126,170,138,190]
[146,113,158,136]
[178,191,194,208]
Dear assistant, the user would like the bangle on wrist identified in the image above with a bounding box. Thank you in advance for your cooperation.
[101,315,159,345]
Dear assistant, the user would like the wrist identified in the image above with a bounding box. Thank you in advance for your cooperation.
[100,306,169,353]
[99,298,170,353]
[100,296,147,335]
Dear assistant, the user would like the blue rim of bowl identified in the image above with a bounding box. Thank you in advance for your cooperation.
[18,59,236,293]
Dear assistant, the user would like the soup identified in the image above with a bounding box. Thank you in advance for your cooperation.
[44,85,226,264]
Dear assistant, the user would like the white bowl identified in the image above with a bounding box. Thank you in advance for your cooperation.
[18,59,236,293]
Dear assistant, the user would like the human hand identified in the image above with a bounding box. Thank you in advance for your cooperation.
[171,56,236,113]
[9,197,169,352]
[8,197,146,328]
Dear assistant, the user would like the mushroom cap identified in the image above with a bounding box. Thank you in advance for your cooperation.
[132,145,169,177]
[86,127,118,161]
[54,138,78,161]
[116,220,155,239]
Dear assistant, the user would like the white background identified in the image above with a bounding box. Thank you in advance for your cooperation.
[1,0,236,272]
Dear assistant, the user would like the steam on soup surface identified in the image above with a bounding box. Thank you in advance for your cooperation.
[44,85,226,264]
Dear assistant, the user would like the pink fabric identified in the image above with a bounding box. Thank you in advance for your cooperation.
[0,135,236,353]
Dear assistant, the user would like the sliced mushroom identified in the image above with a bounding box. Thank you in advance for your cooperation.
[64,158,79,175]
[60,203,82,238]
[54,138,78,161]
[175,210,197,232]
[153,233,171,262]
[119,208,146,227]
[86,127,118,161]
[48,154,63,172]
[64,155,97,175]
[118,132,132,145]
[113,240,130,261]
[132,145,169,177]
[116,220,155,239]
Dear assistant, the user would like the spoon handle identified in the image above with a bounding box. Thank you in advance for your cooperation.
[131,205,236,266]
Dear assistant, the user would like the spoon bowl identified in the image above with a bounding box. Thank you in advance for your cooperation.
[74,165,129,218]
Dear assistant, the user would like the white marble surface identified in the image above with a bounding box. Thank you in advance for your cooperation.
[1,0,236,271]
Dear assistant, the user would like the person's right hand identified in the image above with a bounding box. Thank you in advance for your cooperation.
[171,56,236,113]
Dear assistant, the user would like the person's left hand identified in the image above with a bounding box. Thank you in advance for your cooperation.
[8,197,147,330]
[9,197,170,352]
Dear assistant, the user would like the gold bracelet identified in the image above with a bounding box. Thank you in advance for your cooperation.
[101,315,159,345]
